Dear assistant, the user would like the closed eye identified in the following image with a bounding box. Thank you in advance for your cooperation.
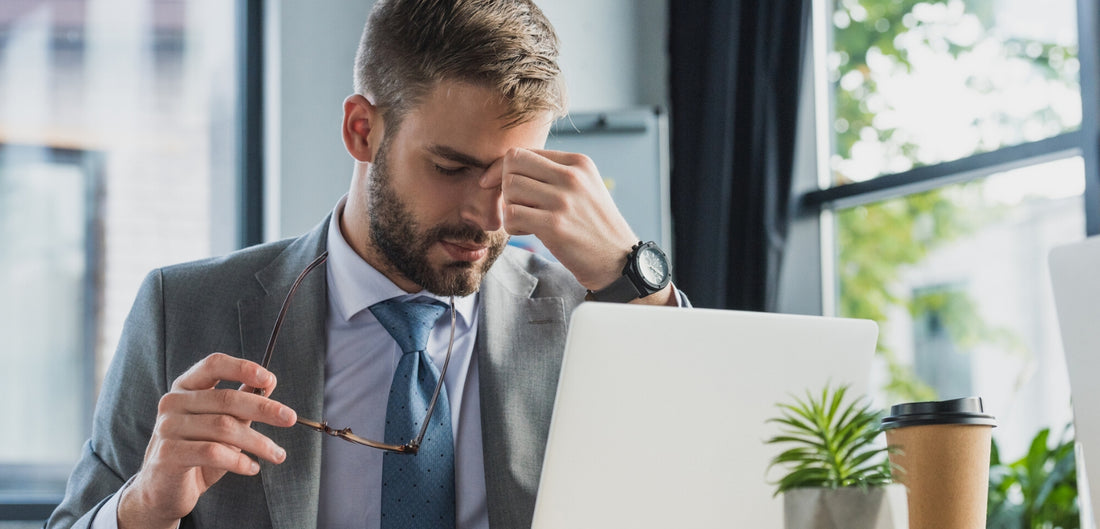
[434,164,468,176]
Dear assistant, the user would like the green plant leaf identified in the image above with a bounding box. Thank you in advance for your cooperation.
[845,446,889,472]
[1033,446,1076,510]
[826,385,848,429]
[767,416,818,437]
[765,435,828,450]
[1023,428,1052,494]
[765,383,892,496]
[774,403,818,432]
[769,447,830,470]
[987,501,1026,529]
[986,424,1079,529]
[775,466,836,495]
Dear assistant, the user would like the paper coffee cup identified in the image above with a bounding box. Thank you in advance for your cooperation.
[882,397,996,529]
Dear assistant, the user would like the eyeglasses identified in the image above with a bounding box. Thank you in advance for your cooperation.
[252,251,456,454]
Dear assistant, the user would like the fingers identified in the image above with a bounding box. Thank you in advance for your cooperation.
[499,148,593,232]
[173,352,277,395]
[503,202,555,237]
[154,413,288,467]
[524,147,595,166]
[502,171,563,211]
[145,439,262,478]
[159,387,297,428]
[151,353,296,473]
[478,156,506,189]
[486,148,584,189]
[502,147,595,188]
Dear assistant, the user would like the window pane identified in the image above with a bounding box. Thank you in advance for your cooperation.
[0,0,238,494]
[834,157,1084,458]
[827,0,1081,184]
[0,148,95,495]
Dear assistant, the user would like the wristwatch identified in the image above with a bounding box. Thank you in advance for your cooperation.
[585,241,672,303]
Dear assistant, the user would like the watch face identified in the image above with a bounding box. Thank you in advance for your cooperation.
[637,246,670,286]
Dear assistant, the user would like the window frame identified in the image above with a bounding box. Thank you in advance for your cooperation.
[781,0,1100,318]
[238,0,265,249]
[1081,0,1100,237]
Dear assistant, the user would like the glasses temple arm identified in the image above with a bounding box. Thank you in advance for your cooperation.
[253,251,330,396]
[411,297,456,449]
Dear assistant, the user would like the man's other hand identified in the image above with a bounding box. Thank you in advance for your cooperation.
[489,148,675,306]
[118,353,297,529]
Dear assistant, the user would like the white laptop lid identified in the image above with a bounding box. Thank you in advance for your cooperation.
[531,303,878,529]
[1049,236,1100,528]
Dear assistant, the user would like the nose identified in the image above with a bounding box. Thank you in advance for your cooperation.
[463,158,505,232]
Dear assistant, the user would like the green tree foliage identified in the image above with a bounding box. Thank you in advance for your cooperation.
[830,0,1078,183]
[829,0,1077,402]
[836,190,973,401]
[831,0,950,170]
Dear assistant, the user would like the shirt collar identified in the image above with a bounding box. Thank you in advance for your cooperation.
[326,196,477,325]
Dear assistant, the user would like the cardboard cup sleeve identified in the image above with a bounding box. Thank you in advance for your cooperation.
[883,397,996,529]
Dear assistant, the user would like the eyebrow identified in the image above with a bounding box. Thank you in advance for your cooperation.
[426,144,491,170]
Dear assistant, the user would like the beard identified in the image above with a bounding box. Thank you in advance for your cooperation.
[366,141,508,297]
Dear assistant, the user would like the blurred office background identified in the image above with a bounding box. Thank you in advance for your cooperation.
[0,0,1097,526]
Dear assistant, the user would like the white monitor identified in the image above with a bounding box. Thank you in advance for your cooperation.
[1049,236,1100,529]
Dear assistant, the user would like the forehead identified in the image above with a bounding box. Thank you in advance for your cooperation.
[393,81,553,160]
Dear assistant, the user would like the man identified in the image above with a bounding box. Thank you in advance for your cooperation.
[47,1,684,528]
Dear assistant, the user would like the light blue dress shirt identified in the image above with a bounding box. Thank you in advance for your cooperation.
[317,200,488,529]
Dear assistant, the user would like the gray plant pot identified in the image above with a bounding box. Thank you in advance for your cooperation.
[783,483,908,529]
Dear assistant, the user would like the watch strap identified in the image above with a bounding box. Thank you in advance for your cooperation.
[584,275,641,303]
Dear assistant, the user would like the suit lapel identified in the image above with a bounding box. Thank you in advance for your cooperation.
[476,249,571,528]
[238,217,330,529]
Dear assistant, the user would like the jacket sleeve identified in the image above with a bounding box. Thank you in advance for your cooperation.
[46,270,170,528]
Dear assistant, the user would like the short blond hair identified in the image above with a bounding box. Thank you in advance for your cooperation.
[354,0,567,130]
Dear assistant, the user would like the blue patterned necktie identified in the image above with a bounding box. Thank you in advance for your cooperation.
[368,298,455,529]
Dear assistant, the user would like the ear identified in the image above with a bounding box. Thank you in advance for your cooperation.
[342,94,384,163]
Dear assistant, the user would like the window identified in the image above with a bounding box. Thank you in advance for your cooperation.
[0,145,101,504]
[0,0,244,521]
[793,0,1099,463]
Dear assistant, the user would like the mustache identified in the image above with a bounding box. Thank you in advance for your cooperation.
[425,223,499,245]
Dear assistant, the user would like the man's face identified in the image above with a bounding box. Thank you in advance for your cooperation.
[355,81,552,296]
[367,138,506,296]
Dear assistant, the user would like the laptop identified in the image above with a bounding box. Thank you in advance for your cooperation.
[531,303,878,529]
[1049,236,1100,529]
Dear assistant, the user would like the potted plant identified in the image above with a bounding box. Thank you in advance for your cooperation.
[766,384,908,529]
[987,425,1079,529]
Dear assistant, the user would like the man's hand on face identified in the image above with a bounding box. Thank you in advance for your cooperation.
[489,148,673,305]
[118,353,297,529]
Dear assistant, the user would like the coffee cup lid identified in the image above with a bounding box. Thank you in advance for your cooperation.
[881,397,996,429]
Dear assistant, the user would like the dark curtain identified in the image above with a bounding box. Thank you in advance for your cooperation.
[669,0,809,311]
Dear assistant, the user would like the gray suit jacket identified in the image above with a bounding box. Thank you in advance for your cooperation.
[47,215,587,529]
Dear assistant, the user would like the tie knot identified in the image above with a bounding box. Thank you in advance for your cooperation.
[369,298,448,354]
